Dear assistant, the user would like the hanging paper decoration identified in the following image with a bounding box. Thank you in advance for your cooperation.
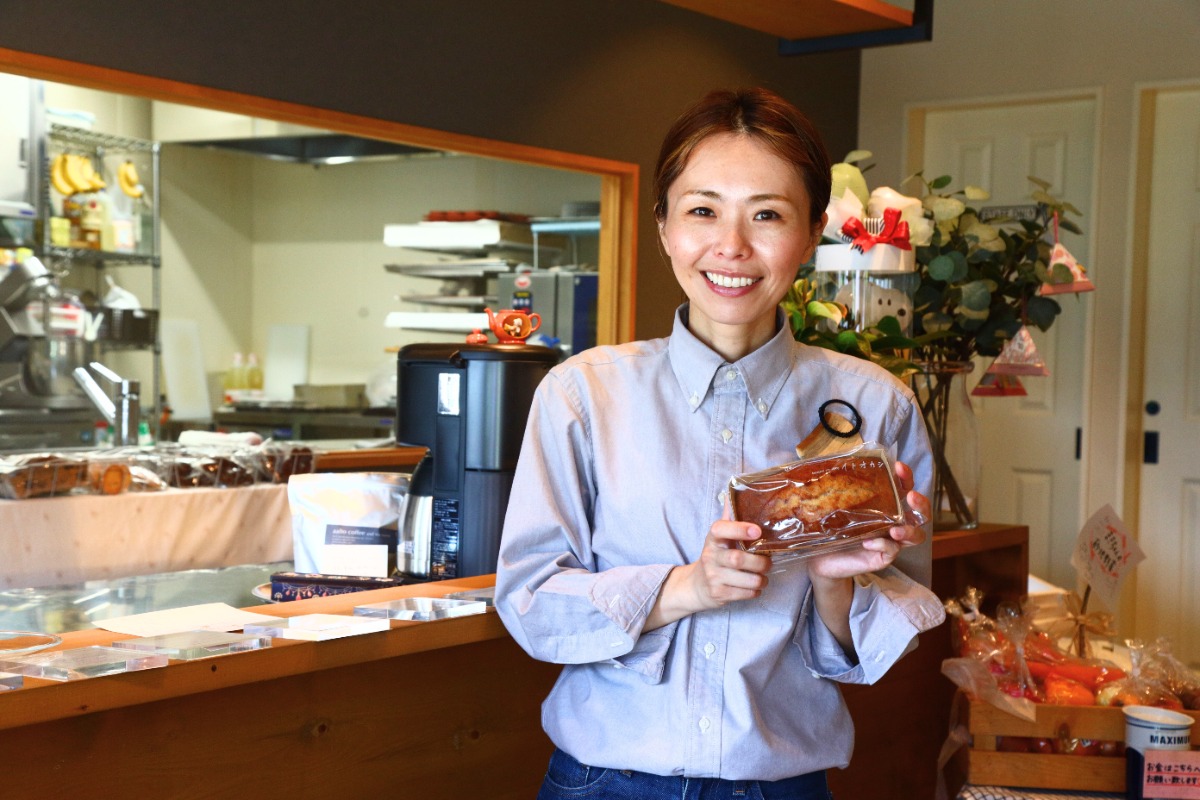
[971,372,1027,397]
[1040,213,1095,296]
[987,326,1049,376]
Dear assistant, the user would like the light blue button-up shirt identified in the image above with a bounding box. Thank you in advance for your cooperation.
[495,306,945,781]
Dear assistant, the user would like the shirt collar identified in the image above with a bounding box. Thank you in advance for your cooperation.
[667,304,795,420]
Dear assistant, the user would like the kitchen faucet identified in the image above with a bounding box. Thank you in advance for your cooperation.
[73,361,140,446]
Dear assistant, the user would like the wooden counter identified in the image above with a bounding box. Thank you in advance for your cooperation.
[0,524,1026,798]
[312,444,425,472]
[0,575,559,799]
[832,523,1029,800]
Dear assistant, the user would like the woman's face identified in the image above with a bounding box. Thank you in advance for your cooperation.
[658,132,824,359]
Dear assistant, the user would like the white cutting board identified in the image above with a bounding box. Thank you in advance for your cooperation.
[263,324,310,401]
[160,318,212,421]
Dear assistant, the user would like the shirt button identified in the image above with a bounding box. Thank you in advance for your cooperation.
[720,429,732,443]
[756,400,768,414]
[698,717,711,733]
[689,393,700,408]
[725,369,737,381]
[703,642,716,657]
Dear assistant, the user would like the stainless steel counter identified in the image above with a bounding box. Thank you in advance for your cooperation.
[0,407,99,452]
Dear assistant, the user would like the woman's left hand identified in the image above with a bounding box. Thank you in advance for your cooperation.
[806,460,930,582]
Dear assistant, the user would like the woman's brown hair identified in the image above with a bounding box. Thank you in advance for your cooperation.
[652,87,831,227]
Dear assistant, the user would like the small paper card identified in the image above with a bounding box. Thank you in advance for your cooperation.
[1070,504,1145,611]
[95,603,284,638]
[243,613,390,641]
[0,646,168,681]
[111,631,272,660]
[1137,749,1200,798]
[354,597,487,621]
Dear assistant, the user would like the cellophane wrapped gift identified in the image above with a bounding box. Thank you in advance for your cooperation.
[728,442,913,563]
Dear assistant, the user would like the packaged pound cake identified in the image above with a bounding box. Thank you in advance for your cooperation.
[728,444,909,561]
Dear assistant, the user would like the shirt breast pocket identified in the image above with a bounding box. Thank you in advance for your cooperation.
[755,565,807,618]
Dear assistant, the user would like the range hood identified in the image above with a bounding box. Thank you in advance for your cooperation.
[179,133,440,165]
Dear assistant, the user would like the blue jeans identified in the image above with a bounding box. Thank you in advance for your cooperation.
[537,748,834,800]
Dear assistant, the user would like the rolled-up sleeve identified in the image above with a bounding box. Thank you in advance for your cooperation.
[796,566,946,684]
[495,372,679,681]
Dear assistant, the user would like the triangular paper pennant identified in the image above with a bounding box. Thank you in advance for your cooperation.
[987,326,1050,376]
[1039,242,1095,295]
[971,372,1028,397]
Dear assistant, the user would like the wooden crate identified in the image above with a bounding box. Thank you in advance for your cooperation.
[967,699,1200,792]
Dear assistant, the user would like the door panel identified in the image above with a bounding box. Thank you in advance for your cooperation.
[920,98,1096,587]
[1137,88,1200,662]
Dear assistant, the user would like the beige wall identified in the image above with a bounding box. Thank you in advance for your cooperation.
[41,82,599,408]
[859,1,1200,543]
[247,153,599,389]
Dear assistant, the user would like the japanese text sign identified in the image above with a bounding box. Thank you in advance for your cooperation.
[1070,504,1144,611]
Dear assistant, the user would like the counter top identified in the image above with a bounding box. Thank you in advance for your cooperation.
[0,574,500,733]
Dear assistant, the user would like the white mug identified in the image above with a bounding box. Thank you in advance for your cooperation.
[1123,705,1195,753]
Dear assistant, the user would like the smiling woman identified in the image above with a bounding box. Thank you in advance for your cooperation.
[494,87,944,798]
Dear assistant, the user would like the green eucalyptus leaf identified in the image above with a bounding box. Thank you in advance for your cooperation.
[1027,176,1052,190]
[1032,190,1059,206]
[843,149,873,164]
[931,175,953,190]
[960,280,992,311]
[1026,296,1062,329]
[968,247,998,264]
[1059,218,1083,235]
[947,250,969,282]
[928,253,957,281]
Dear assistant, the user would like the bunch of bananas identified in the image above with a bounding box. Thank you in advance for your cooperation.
[116,160,144,199]
[50,153,145,199]
[50,152,104,196]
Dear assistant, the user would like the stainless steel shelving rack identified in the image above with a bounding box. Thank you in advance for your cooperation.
[39,123,163,433]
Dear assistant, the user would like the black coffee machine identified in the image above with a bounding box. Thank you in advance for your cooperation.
[396,342,558,580]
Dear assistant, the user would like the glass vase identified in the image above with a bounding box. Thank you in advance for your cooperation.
[911,361,980,531]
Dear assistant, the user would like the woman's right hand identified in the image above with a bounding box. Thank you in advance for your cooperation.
[645,518,773,630]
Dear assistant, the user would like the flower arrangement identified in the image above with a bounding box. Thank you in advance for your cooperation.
[785,152,1090,529]
[783,151,1088,377]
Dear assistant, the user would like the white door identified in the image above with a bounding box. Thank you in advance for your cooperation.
[1135,87,1200,663]
[919,98,1097,587]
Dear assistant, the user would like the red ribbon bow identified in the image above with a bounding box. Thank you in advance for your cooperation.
[840,207,912,253]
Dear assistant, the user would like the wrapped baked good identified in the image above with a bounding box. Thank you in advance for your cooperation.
[729,445,907,560]
[0,454,89,499]
[87,460,133,495]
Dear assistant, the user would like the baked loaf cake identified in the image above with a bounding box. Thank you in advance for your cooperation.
[730,451,902,555]
[0,455,88,499]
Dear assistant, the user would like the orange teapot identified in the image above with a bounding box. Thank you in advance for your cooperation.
[484,307,541,343]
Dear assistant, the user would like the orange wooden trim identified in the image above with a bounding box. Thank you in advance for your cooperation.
[0,46,640,344]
